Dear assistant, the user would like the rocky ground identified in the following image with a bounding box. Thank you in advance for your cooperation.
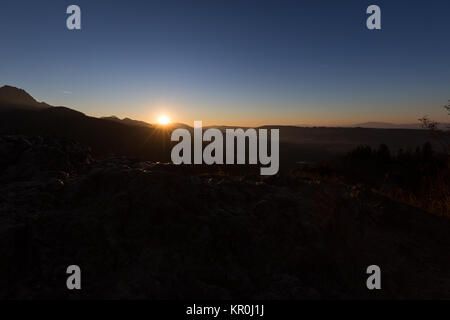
[1,135,450,299]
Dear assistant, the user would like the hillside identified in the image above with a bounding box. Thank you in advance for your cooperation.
[1,135,450,299]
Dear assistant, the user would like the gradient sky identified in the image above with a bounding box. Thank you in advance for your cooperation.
[1,0,449,126]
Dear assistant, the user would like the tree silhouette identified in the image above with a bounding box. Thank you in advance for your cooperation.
[418,101,450,155]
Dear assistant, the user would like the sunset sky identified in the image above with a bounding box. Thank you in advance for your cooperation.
[1,0,449,126]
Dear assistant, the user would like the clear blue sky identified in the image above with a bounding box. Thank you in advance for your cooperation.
[1,0,449,125]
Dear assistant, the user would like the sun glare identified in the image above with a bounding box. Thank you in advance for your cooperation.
[158,115,170,125]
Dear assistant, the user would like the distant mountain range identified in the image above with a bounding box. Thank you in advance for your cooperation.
[350,122,448,130]
[3,85,447,130]
[351,122,421,129]
[0,85,444,164]
[100,116,192,130]
[100,116,153,128]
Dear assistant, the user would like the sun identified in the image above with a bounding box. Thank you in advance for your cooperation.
[157,115,170,125]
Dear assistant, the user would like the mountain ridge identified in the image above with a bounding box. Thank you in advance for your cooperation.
[0,85,50,110]
[0,85,442,165]
[350,121,450,130]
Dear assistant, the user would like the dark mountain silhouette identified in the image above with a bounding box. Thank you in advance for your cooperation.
[0,86,174,161]
[0,85,50,110]
[0,85,442,166]
[101,116,153,128]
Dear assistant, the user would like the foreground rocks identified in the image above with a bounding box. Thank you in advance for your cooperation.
[1,135,450,299]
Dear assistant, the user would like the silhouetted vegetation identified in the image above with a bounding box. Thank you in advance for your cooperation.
[418,101,450,154]
[339,143,449,216]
